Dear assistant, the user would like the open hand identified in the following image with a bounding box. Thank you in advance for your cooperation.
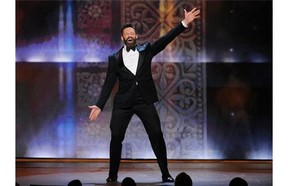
[88,105,101,121]
[182,7,201,26]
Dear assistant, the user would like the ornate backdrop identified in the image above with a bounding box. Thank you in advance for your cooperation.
[16,0,272,160]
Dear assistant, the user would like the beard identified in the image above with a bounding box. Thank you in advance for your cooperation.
[124,37,137,49]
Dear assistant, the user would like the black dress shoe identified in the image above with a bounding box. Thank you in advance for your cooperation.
[162,175,174,182]
[106,177,117,183]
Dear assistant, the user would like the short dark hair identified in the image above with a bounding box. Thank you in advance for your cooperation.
[229,177,248,186]
[121,23,136,35]
[121,177,136,186]
[175,172,193,186]
[67,179,82,186]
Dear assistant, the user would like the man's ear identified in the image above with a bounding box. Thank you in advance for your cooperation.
[136,35,138,39]
[121,36,124,41]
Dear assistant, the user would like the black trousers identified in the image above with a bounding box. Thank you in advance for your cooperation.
[108,87,170,178]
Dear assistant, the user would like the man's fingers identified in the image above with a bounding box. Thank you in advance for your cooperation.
[89,111,98,121]
[88,105,100,121]
[191,7,197,13]
[189,7,200,15]
[184,9,187,17]
[89,111,94,121]
[190,7,197,13]
[195,10,200,16]
[89,116,96,121]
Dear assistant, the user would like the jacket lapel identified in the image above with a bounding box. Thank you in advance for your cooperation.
[116,48,124,69]
[136,51,144,73]
[116,48,134,74]
[136,44,148,73]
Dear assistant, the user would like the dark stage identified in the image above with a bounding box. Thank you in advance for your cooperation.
[16,159,272,186]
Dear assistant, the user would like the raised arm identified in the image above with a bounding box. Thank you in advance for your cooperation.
[150,7,200,56]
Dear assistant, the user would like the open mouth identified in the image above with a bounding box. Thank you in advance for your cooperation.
[127,38,134,43]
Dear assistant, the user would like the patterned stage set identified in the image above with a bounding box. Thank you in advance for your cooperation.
[16,0,272,162]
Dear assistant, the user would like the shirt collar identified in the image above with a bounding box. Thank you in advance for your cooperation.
[123,45,137,52]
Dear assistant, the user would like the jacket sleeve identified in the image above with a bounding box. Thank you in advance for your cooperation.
[150,22,187,56]
[95,56,117,110]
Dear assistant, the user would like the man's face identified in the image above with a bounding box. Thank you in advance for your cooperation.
[121,27,137,48]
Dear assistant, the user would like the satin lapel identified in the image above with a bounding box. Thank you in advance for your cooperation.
[136,51,145,73]
[116,49,124,69]
[117,48,133,74]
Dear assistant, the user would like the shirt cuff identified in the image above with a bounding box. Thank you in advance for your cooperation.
[181,21,188,28]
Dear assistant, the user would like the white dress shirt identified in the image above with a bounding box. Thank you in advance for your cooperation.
[122,45,139,75]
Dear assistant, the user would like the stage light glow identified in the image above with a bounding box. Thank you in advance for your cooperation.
[222,56,237,63]
[26,54,46,63]
[25,121,67,158]
[78,151,109,159]
[26,145,59,158]
[249,53,269,63]
[196,54,211,63]
[25,115,77,158]
[52,55,73,63]
[16,0,114,63]
[247,149,272,159]
[82,55,102,63]
[203,149,224,159]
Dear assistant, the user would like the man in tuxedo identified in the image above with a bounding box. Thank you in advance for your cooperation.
[88,7,200,183]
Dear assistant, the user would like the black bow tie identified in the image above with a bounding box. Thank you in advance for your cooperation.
[126,46,136,52]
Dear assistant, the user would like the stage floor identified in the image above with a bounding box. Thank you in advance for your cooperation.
[16,159,272,186]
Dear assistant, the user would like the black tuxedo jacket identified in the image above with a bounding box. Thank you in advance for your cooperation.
[95,22,187,110]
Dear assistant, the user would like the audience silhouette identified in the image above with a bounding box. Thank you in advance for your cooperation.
[67,179,82,186]
[229,177,248,186]
[17,174,251,186]
[174,172,193,186]
[121,177,137,186]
